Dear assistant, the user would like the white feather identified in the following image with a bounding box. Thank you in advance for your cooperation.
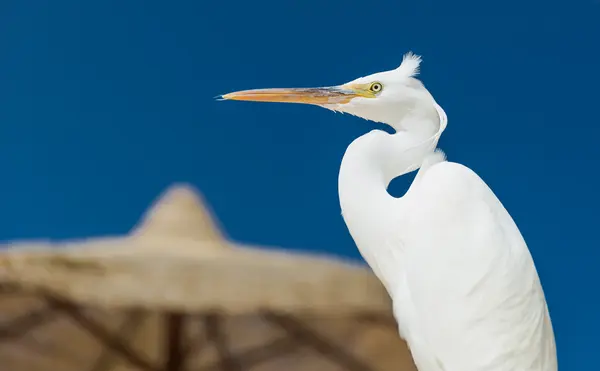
[397,51,422,77]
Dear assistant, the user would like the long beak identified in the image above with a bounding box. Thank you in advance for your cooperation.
[219,86,368,105]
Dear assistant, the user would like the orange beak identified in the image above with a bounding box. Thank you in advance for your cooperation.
[219,85,371,105]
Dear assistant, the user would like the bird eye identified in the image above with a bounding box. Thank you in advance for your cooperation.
[370,82,383,93]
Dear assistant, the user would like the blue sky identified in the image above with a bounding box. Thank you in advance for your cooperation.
[1,1,599,368]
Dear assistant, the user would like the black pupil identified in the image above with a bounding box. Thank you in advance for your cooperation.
[373,84,380,91]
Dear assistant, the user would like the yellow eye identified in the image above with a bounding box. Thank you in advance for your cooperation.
[369,82,383,93]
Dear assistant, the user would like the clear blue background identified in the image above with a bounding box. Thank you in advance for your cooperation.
[1,1,598,368]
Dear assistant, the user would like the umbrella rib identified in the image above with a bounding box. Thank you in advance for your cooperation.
[196,335,298,371]
[45,296,158,371]
[0,282,24,296]
[355,313,398,327]
[262,312,376,371]
[203,313,242,371]
[88,309,146,371]
[0,304,58,341]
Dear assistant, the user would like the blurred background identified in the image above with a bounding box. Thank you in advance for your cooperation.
[1,1,598,368]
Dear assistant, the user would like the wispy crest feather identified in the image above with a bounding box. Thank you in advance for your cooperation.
[396,52,422,77]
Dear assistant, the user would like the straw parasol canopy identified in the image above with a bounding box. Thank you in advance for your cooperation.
[0,184,417,371]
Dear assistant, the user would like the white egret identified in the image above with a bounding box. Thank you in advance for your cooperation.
[221,52,557,371]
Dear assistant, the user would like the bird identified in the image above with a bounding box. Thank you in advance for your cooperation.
[220,52,557,371]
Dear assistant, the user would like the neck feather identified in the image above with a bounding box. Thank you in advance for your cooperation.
[339,102,446,207]
[338,103,446,291]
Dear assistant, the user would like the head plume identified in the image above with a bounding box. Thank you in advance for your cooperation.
[396,52,422,78]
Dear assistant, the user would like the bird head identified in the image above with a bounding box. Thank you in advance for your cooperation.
[220,52,438,132]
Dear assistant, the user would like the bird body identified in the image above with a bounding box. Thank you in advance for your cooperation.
[341,152,556,371]
[221,52,557,371]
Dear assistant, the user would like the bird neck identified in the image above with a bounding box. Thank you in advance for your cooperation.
[339,102,446,208]
[337,104,447,292]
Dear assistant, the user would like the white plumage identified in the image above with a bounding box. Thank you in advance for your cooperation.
[222,52,557,371]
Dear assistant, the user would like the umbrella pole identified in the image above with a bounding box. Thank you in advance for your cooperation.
[164,312,185,371]
[204,312,242,370]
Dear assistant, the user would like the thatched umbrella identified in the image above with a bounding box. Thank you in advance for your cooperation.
[0,184,417,371]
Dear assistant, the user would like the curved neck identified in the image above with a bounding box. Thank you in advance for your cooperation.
[340,102,446,201]
[338,103,446,292]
